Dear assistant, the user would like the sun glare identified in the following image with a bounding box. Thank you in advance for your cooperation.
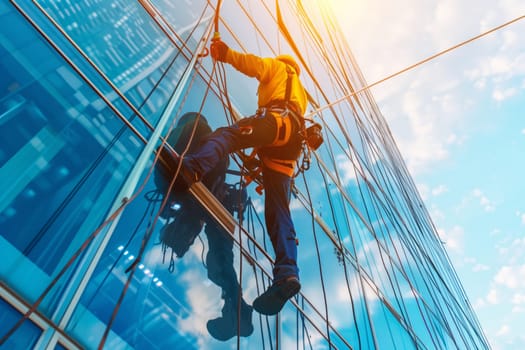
[312,0,365,32]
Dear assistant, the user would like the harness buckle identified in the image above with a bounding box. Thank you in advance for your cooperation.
[255,107,267,117]
[278,108,290,117]
[239,126,253,135]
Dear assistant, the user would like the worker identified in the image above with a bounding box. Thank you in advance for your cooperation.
[182,39,308,315]
[156,112,253,340]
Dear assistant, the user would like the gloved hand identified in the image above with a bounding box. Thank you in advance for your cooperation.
[210,40,229,62]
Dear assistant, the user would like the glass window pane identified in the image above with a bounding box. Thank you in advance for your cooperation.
[0,5,142,315]
[0,298,42,349]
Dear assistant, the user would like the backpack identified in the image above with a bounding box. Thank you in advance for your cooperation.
[154,112,212,194]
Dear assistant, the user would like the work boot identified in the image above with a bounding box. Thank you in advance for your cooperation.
[253,276,300,315]
[207,297,254,341]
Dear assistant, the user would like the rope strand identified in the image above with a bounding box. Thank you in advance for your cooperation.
[305,15,525,119]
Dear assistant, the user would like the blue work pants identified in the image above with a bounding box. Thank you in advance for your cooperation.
[184,112,299,283]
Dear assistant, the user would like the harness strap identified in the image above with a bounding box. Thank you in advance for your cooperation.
[263,64,304,127]
[284,65,293,106]
[269,110,292,147]
[283,65,303,128]
[243,64,304,181]
[261,156,296,177]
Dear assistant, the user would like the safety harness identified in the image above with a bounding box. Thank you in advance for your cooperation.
[266,65,304,145]
[243,64,323,188]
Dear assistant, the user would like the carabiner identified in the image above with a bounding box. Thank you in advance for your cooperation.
[198,47,209,58]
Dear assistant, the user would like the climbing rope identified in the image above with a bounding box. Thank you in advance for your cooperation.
[4,1,517,349]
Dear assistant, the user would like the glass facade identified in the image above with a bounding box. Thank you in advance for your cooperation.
[0,1,489,349]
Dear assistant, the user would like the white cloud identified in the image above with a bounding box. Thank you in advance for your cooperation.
[446,133,467,145]
[511,293,525,305]
[144,244,171,269]
[490,228,501,236]
[251,198,264,213]
[335,0,525,178]
[497,245,509,257]
[486,288,500,304]
[492,87,517,101]
[496,324,510,337]
[464,257,476,264]
[176,270,222,349]
[495,236,525,265]
[437,225,464,252]
[463,256,490,273]
[431,184,448,196]
[330,2,525,348]
[471,55,514,79]
[473,297,486,309]
[335,153,358,186]
[392,86,452,175]
[289,197,303,211]
[500,27,519,50]
[480,197,496,212]
[494,265,525,289]
[472,188,496,212]
[521,213,525,225]
[473,263,490,272]
[511,237,525,247]
[511,305,525,314]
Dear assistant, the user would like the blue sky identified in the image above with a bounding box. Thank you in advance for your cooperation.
[332,1,525,349]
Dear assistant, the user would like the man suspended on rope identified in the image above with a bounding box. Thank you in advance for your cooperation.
[182,40,308,315]
[155,112,253,340]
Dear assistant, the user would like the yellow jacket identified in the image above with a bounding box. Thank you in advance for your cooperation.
[224,49,307,115]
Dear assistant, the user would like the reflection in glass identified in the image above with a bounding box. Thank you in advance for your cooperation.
[0,298,42,349]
